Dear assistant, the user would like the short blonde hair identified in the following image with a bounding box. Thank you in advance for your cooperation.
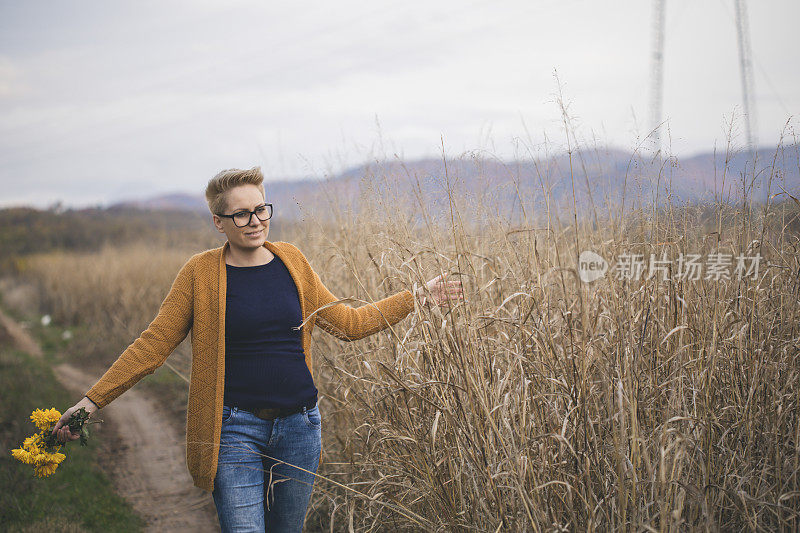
[205,167,265,215]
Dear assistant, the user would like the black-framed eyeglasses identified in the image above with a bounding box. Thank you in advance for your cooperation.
[216,203,273,227]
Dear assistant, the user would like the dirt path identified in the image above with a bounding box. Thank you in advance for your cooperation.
[0,308,220,532]
[0,308,43,358]
[54,364,219,532]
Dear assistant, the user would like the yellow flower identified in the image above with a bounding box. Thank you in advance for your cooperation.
[11,447,33,464]
[32,452,51,466]
[23,434,42,447]
[49,452,66,464]
[30,408,62,432]
[22,434,43,455]
[34,462,59,478]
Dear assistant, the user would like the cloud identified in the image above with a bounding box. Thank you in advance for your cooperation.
[0,0,798,209]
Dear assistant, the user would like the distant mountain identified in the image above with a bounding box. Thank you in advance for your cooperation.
[109,179,322,216]
[112,192,208,211]
[109,145,800,222]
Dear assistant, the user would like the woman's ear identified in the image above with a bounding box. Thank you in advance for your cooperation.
[212,215,225,233]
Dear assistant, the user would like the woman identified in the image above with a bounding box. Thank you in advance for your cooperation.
[52,167,463,532]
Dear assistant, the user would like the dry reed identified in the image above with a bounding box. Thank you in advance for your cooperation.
[16,137,800,531]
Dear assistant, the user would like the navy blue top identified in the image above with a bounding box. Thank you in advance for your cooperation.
[223,254,318,409]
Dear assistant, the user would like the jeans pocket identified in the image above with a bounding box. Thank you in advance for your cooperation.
[304,405,322,428]
[221,405,235,424]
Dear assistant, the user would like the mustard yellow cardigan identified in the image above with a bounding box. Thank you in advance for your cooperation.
[85,240,415,492]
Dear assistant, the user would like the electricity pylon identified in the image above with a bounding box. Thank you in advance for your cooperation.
[734,0,758,153]
[650,0,758,162]
[649,0,666,156]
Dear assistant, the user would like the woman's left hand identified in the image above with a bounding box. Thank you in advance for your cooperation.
[416,274,464,307]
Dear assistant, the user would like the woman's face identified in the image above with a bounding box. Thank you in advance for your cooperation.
[212,184,270,250]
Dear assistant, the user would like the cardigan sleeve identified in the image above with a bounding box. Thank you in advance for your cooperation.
[84,257,195,408]
[311,268,415,342]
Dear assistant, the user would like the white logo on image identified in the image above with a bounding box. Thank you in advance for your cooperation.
[578,251,608,283]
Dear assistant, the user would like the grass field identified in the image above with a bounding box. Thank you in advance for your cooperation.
[4,143,800,530]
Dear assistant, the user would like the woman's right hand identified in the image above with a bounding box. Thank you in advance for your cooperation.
[51,397,99,443]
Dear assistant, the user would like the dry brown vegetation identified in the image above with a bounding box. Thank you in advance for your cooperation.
[11,140,800,531]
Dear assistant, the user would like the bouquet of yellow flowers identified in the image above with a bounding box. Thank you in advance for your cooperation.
[10,407,92,478]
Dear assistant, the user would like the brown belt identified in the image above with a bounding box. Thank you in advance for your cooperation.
[248,399,317,421]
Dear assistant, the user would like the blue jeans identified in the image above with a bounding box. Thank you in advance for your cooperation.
[212,403,322,532]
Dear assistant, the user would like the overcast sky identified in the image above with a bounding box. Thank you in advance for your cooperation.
[1,0,797,208]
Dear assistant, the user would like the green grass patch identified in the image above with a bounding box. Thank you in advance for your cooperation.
[139,364,191,431]
[0,348,144,532]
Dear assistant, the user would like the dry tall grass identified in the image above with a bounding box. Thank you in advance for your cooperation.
[16,144,800,531]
